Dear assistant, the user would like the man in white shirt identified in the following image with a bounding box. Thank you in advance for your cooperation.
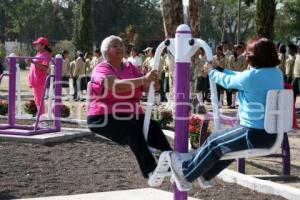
[128,47,142,70]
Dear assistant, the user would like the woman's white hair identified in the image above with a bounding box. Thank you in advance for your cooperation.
[101,35,123,60]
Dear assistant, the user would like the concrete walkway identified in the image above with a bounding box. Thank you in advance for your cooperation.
[18,188,200,200]
[0,128,93,144]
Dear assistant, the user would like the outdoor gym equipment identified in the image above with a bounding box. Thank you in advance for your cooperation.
[144,24,213,200]
[0,55,62,135]
[145,24,294,200]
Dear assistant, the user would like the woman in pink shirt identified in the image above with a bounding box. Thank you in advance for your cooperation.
[27,37,52,115]
[87,35,172,178]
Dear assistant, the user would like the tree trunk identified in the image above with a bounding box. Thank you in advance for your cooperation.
[189,0,202,37]
[255,0,276,39]
[161,0,183,38]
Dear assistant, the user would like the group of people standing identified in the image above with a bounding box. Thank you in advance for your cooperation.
[192,40,300,111]
[61,49,103,101]
[277,43,300,102]
[192,41,247,111]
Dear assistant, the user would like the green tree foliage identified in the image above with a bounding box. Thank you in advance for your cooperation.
[53,40,76,60]
[92,0,163,49]
[73,0,93,52]
[255,0,276,39]
[275,0,300,42]
[200,0,255,45]
[0,42,6,64]
[1,0,75,43]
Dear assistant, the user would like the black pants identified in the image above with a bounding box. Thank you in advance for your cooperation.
[182,126,277,182]
[72,77,78,99]
[204,76,210,101]
[225,89,232,106]
[160,72,167,102]
[87,114,172,178]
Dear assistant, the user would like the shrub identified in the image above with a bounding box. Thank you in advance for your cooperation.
[0,99,8,115]
[24,100,37,116]
[52,104,71,118]
[60,104,70,118]
[158,109,173,128]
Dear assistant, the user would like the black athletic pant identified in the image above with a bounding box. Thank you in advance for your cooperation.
[87,114,172,178]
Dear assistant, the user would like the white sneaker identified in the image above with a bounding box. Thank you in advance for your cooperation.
[197,176,213,189]
[148,151,171,187]
[170,151,196,184]
[167,152,192,191]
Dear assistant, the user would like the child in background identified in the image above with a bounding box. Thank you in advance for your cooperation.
[213,46,227,107]
[285,44,298,84]
[61,50,71,100]
[27,37,52,117]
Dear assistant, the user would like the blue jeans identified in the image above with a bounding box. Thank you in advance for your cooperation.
[182,126,277,182]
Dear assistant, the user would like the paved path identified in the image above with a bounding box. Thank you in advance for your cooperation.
[18,188,200,200]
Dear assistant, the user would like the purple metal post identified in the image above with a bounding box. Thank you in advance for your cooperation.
[174,62,189,200]
[173,24,193,200]
[8,57,17,126]
[54,56,62,131]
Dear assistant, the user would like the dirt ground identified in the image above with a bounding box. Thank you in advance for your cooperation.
[0,119,287,200]
[0,70,297,199]
[0,133,285,200]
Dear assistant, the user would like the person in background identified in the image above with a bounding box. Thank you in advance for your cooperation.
[277,44,286,79]
[227,44,247,109]
[85,52,93,75]
[222,41,232,61]
[87,35,172,178]
[162,52,171,98]
[158,50,166,103]
[91,49,103,69]
[292,45,300,103]
[123,49,130,63]
[285,44,298,84]
[142,47,154,75]
[83,52,93,99]
[213,45,227,107]
[128,47,142,71]
[73,51,86,101]
[27,37,52,118]
[193,47,207,113]
[61,50,71,100]
[70,54,77,101]
[238,42,246,53]
[162,51,175,100]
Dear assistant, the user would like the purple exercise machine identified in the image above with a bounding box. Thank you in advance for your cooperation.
[0,55,62,135]
[144,24,213,200]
